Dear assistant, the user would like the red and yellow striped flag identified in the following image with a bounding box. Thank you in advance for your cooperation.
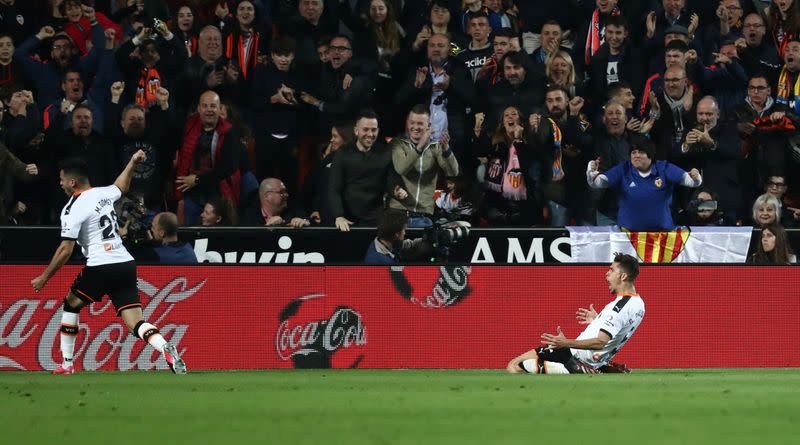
[621,227,691,263]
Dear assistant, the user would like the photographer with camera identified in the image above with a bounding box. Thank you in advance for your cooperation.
[365,210,471,264]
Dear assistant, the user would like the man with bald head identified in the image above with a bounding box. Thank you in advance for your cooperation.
[242,177,311,227]
[178,25,240,109]
[649,65,696,161]
[148,212,198,263]
[680,96,745,220]
[174,90,243,225]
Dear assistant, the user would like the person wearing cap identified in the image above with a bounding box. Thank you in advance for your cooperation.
[587,138,702,231]
[647,24,704,76]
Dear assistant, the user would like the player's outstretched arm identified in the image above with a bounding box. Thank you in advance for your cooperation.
[114,150,147,193]
[541,327,611,351]
[31,240,76,291]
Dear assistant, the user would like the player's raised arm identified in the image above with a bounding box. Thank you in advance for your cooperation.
[31,240,76,291]
[114,150,147,193]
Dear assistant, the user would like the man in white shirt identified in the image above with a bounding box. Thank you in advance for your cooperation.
[506,253,645,374]
[31,150,187,375]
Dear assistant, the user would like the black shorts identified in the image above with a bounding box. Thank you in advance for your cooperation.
[71,261,140,315]
[534,347,598,374]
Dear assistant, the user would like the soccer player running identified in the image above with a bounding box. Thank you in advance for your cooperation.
[31,150,187,375]
[507,253,644,374]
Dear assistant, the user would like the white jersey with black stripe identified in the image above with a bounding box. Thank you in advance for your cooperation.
[60,186,133,266]
[571,295,645,369]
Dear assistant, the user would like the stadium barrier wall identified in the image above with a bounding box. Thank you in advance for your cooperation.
[6,226,794,264]
[1,264,798,371]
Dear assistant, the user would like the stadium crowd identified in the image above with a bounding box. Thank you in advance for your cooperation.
[1,0,800,242]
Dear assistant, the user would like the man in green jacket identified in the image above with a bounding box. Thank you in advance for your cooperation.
[389,104,459,218]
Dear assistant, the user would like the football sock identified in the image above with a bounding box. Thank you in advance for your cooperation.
[134,321,167,353]
[59,310,79,367]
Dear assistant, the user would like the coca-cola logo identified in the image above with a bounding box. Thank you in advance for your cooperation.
[0,277,204,371]
[275,293,366,368]
[389,266,472,308]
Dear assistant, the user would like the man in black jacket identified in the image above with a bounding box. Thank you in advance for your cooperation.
[737,13,782,81]
[589,15,644,109]
[328,109,401,231]
[394,33,474,164]
[107,82,175,213]
[679,96,744,221]
[299,35,375,137]
[485,51,544,132]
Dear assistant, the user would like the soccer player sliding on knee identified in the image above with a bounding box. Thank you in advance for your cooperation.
[31,150,187,375]
[506,253,644,374]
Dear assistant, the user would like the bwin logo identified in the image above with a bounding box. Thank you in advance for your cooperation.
[193,236,325,263]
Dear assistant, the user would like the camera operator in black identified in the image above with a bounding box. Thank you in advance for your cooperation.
[365,210,471,264]
[364,211,430,264]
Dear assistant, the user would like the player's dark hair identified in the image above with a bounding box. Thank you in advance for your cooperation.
[613,253,639,282]
[58,158,90,183]
[377,211,407,241]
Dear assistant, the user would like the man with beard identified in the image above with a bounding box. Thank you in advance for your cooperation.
[299,35,375,136]
[395,33,474,164]
[679,96,745,221]
[107,82,175,214]
[736,13,782,79]
[531,86,593,226]
[484,51,543,132]
[43,69,104,134]
[115,21,187,110]
[329,109,400,231]
[14,25,106,106]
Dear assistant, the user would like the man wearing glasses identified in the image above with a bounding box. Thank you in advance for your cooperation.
[734,74,800,175]
[762,173,800,227]
[300,35,374,136]
[736,13,782,79]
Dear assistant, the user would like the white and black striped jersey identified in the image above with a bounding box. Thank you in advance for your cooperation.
[571,295,645,369]
[60,186,133,266]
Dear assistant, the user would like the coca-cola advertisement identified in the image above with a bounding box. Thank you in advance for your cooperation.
[1,265,799,371]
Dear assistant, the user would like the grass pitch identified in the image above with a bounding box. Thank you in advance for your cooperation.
[2,369,798,445]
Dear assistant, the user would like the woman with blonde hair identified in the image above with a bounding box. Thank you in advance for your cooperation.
[545,50,585,99]
[752,192,783,227]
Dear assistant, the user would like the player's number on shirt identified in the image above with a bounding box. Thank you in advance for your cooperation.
[99,211,120,240]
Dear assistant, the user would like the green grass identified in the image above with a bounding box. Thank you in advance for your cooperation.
[2,370,799,445]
